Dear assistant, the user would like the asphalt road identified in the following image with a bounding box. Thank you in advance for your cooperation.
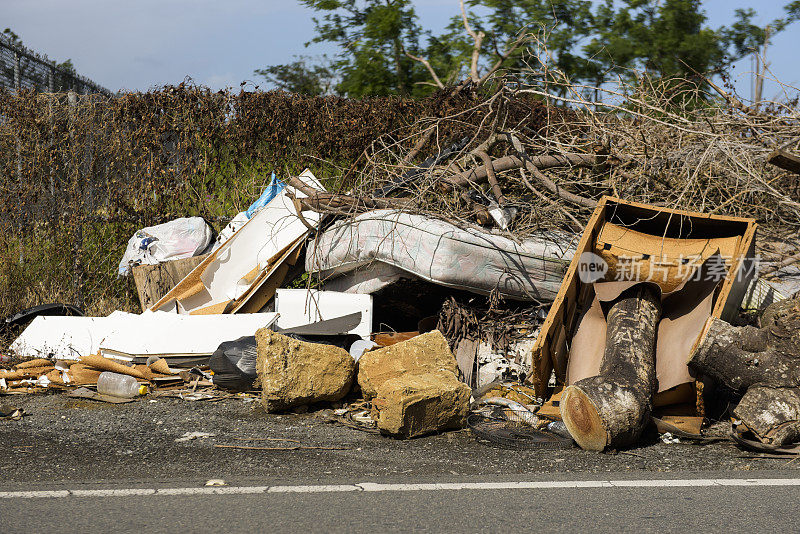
[2,474,800,533]
[4,395,800,532]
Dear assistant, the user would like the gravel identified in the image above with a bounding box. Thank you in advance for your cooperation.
[1,393,796,486]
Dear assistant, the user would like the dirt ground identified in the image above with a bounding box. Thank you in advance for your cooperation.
[2,393,797,486]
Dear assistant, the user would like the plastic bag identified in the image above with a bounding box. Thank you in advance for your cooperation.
[118,217,212,276]
[246,172,285,219]
[209,336,258,392]
[211,173,287,251]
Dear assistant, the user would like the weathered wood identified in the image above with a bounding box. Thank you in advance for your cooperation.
[690,298,800,391]
[132,254,209,311]
[767,149,800,174]
[561,284,662,451]
[734,386,800,447]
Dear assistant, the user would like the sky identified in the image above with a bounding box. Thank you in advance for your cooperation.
[3,0,798,101]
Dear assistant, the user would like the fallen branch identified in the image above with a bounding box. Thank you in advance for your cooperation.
[444,153,597,187]
[214,444,350,451]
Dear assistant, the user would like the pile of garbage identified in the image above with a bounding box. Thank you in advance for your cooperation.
[3,72,800,455]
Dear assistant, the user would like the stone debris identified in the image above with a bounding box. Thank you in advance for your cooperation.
[358,330,470,437]
[256,329,355,412]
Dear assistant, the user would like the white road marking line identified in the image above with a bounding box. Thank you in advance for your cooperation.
[3,478,800,499]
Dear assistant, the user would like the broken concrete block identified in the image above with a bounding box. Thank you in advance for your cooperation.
[256,329,355,412]
[357,330,458,399]
[372,370,471,438]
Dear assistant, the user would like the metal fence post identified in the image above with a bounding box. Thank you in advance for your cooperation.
[67,90,85,309]
[13,50,20,90]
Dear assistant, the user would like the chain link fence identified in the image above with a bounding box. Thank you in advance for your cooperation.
[0,33,111,95]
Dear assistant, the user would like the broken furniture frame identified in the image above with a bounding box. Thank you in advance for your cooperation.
[528,196,757,408]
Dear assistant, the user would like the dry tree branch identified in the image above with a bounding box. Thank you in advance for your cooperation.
[460,0,485,83]
[404,49,445,90]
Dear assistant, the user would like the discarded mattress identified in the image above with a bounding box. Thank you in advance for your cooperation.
[306,210,575,301]
[152,169,325,314]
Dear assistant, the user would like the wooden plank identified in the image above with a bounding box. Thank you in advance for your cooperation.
[767,149,800,174]
[528,197,608,396]
[132,254,209,312]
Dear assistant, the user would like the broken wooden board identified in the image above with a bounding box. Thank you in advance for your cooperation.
[767,149,800,174]
[151,170,325,315]
[132,254,209,312]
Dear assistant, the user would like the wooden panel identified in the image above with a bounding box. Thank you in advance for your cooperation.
[132,254,209,312]
[528,197,608,396]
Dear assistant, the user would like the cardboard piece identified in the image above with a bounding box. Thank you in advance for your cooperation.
[566,259,720,393]
[529,196,757,408]
[151,170,325,315]
[81,354,147,379]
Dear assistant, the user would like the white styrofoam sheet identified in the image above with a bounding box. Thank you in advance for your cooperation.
[275,289,372,339]
[99,311,278,358]
[9,311,137,360]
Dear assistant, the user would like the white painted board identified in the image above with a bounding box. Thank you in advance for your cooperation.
[275,289,372,339]
[99,311,278,358]
[163,169,325,314]
[9,311,137,360]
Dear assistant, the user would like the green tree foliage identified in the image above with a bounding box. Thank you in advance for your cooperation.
[257,1,800,98]
[291,0,431,97]
[254,56,336,95]
[584,0,727,84]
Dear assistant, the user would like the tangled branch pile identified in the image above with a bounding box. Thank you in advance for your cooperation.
[299,49,800,266]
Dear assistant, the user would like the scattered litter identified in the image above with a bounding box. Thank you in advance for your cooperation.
[175,431,216,443]
[467,413,573,449]
[660,432,681,445]
[0,404,23,420]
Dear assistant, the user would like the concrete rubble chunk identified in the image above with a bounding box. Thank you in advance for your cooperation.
[357,330,458,399]
[358,330,470,437]
[373,370,471,438]
[256,329,355,412]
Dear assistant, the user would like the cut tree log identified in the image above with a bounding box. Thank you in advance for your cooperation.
[689,298,800,392]
[734,386,800,447]
[561,283,662,451]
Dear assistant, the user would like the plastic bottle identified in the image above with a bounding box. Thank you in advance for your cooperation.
[96,372,148,398]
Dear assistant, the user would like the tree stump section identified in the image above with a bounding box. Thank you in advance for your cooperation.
[561,284,662,451]
[690,298,800,392]
[734,386,800,447]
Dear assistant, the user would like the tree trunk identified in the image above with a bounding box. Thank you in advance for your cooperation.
[561,284,662,451]
[689,298,800,392]
[734,386,800,447]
